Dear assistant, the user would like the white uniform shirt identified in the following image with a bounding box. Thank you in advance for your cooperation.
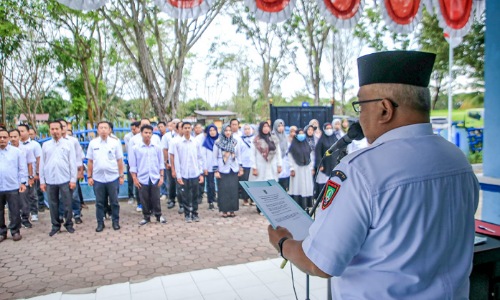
[16,143,36,168]
[64,135,83,167]
[213,142,240,174]
[302,124,479,299]
[0,145,28,191]
[128,141,164,185]
[129,132,161,150]
[124,131,134,153]
[86,137,124,183]
[19,138,39,165]
[239,135,253,169]
[171,136,203,179]
[39,138,77,185]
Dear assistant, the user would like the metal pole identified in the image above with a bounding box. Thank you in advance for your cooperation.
[447,44,453,142]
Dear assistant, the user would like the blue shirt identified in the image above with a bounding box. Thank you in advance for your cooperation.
[0,145,28,191]
[129,140,164,185]
[302,123,479,299]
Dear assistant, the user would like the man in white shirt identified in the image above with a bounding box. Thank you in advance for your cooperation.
[18,124,42,222]
[86,121,125,232]
[129,118,161,212]
[171,122,204,223]
[157,121,168,202]
[9,129,35,229]
[129,125,166,225]
[0,129,26,242]
[40,121,77,237]
[59,119,85,224]
[124,121,140,204]
[168,121,185,214]
[268,51,479,299]
[28,127,47,211]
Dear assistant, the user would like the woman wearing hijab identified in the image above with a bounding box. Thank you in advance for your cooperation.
[314,122,338,200]
[304,124,317,165]
[249,122,282,182]
[213,123,243,218]
[239,124,254,206]
[288,126,297,144]
[288,128,314,211]
[309,119,322,141]
[201,124,218,211]
[272,119,290,192]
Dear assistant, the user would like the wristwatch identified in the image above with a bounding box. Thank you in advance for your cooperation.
[28,175,34,179]
[278,237,289,259]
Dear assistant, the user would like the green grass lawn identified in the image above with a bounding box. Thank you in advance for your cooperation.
[431,109,484,128]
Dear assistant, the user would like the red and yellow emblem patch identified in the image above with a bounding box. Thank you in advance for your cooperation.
[322,180,341,210]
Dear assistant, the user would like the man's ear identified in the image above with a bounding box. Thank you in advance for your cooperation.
[379,99,395,123]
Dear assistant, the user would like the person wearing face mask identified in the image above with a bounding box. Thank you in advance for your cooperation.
[288,129,314,211]
[272,119,290,192]
[314,123,339,199]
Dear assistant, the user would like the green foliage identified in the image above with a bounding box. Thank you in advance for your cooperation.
[455,14,485,85]
[177,98,211,119]
[468,151,482,164]
[37,123,49,136]
[41,91,69,120]
[354,5,411,51]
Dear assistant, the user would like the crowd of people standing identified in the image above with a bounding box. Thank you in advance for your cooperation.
[0,115,360,242]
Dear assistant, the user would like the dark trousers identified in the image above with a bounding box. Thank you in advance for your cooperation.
[239,167,251,200]
[204,172,216,204]
[93,179,120,224]
[28,184,38,214]
[20,190,30,222]
[47,183,73,230]
[34,180,45,208]
[0,190,21,236]
[127,164,134,199]
[166,168,176,202]
[179,177,199,217]
[279,177,290,192]
[138,179,161,220]
[77,181,84,205]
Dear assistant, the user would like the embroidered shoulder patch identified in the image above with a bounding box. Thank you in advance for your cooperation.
[322,180,341,210]
[332,170,347,182]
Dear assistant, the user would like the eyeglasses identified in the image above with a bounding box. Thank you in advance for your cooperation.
[352,98,399,113]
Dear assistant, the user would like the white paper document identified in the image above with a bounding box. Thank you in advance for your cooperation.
[247,184,313,241]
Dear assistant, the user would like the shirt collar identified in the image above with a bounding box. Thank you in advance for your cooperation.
[373,123,434,145]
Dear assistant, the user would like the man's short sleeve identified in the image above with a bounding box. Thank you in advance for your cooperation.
[302,161,372,277]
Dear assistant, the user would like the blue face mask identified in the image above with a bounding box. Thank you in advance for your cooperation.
[296,134,306,142]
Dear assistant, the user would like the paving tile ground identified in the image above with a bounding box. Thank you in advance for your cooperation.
[0,199,278,300]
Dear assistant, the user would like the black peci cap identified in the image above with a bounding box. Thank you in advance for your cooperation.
[357,51,436,88]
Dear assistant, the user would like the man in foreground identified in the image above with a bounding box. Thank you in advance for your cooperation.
[268,51,479,299]
[0,129,26,242]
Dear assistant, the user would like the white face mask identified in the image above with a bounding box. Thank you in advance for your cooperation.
[324,129,334,136]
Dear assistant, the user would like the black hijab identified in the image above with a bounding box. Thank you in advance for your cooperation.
[289,129,312,166]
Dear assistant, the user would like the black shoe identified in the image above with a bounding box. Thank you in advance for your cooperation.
[38,206,45,212]
[192,215,200,222]
[208,203,214,210]
[66,227,75,234]
[0,235,7,243]
[112,222,120,230]
[22,220,32,228]
[74,217,83,224]
[167,201,175,209]
[96,223,105,232]
[49,228,60,237]
[178,207,184,214]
